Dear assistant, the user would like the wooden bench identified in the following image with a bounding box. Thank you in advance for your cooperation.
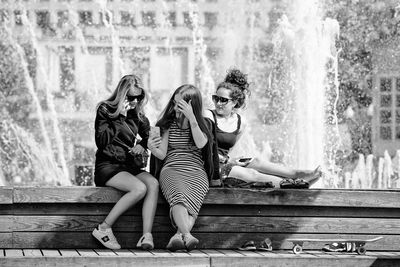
[1,187,400,251]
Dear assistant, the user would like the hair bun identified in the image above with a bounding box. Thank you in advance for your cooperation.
[224,68,249,91]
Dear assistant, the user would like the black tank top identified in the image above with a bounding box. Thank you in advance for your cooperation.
[210,110,241,157]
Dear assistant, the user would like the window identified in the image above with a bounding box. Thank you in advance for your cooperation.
[166,12,176,27]
[120,11,135,27]
[36,10,50,28]
[99,11,113,25]
[0,9,9,22]
[142,11,156,28]
[78,11,93,25]
[59,46,75,93]
[14,10,22,25]
[183,12,193,29]
[378,76,400,140]
[204,12,217,29]
[57,10,68,28]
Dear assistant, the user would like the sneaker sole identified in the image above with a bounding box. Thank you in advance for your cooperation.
[92,230,121,250]
[141,242,154,250]
[185,238,199,251]
[167,239,185,252]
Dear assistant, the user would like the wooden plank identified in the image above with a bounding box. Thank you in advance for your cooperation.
[12,232,400,251]
[13,187,124,203]
[41,250,61,257]
[94,249,117,256]
[205,188,400,208]
[129,249,154,257]
[1,252,399,267]
[76,249,98,257]
[4,249,23,257]
[11,203,400,218]
[23,249,42,257]
[151,249,174,257]
[0,187,13,204]
[11,187,400,208]
[12,215,400,235]
[0,216,15,232]
[59,249,80,257]
[0,233,12,248]
[113,249,135,257]
[200,249,226,257]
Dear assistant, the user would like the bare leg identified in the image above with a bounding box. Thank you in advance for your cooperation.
[171,204,191,234]
[135,172,159,234]
[229,166,283,187]
[247,158,319,180]
[101,171,147,228]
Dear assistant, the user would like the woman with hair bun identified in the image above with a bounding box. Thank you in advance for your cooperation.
[205,69,322,189]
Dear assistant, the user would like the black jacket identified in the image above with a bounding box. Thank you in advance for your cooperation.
[94,104,150,164]
[150,117,220,181]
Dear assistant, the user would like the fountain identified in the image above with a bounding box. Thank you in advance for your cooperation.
[0,0,398,188]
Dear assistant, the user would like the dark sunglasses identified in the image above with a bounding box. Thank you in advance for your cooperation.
[212,95,232,104]
[126,94,144,102]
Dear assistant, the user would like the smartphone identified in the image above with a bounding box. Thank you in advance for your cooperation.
[238,157,253,164]
[150,126,160,138]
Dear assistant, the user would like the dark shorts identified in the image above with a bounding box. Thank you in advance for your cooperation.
[94,161,145,187]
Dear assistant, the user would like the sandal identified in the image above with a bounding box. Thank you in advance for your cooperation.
[293,178,310,189]
[251,182,275,189]
[238,240,257,251]
[258,238,273,251]
[279,179,295,189]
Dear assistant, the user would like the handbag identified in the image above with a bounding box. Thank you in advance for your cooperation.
[132,150,149,169]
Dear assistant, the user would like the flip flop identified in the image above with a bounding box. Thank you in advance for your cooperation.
[238,240,257,251]
[258,238,273,251]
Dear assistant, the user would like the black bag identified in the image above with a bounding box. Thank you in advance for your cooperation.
[132,150,149,169]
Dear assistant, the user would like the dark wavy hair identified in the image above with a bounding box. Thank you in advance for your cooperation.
[156,84,209,135]
[216,68,250,109]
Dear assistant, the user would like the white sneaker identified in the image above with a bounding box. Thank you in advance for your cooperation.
[92,226,121,250]
[166,233,185,251]
[183,233,199,251]
[136,233,154,250]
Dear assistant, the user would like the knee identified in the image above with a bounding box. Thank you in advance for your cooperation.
[147,178,159,193]
[130,182,147,199]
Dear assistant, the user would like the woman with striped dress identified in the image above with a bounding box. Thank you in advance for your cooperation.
[148,84,217,251]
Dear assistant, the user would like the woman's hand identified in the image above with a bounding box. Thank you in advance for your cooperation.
[129,144,145,155]
[120,100,132,116]
[147,135,162,151]
[177,99,196,122]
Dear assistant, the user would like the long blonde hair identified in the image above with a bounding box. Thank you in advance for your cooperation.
[97,74,148,120]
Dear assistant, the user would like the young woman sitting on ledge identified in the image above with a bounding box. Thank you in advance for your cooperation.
[93,74,159,250]
[148,84,218,251]
[205,69,322,189]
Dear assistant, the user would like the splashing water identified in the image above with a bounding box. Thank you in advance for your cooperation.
[0,0,344,187]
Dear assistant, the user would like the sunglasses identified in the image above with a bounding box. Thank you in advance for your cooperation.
[126,94,144,102]
[212,95,232,105]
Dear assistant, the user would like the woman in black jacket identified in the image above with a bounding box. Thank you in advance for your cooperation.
[92,74,159,250]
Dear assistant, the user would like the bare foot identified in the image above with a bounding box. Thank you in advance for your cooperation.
[302,166,323,186]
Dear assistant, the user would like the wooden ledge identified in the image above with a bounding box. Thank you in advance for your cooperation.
[2,187,399,208]
[0,249,399,267]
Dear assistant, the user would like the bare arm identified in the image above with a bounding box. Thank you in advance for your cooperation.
[178,100,208,148]
[148,129,169,160]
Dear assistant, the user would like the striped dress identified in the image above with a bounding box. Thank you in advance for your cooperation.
[159,121,209,224]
